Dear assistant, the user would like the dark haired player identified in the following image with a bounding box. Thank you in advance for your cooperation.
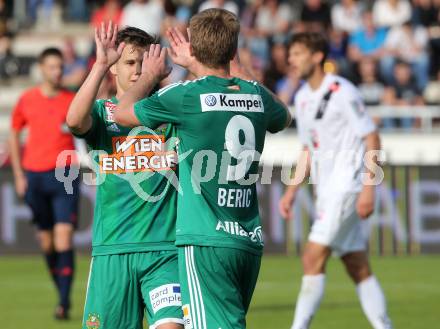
[279,32,393,329]
[67,22,183,329]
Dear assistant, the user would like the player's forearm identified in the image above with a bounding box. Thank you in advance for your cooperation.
[363,131,382,185]
[8,131,24,178]
[67,63,108,133]
[115,73,159,127]
[286,147,311,194]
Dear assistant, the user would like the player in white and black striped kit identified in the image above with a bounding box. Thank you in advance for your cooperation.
[279,32,393,329]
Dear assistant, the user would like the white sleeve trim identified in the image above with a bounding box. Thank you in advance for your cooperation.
[149,317,184,329]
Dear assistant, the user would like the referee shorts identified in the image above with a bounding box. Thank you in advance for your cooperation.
[24,168,80,230]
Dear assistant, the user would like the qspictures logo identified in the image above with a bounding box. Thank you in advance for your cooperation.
[99,135,177,174]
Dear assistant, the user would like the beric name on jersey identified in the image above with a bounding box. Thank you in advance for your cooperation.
[217,187,252,208]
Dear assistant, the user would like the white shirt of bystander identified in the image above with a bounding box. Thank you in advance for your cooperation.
[294,74,376,198]
[121,0,164,36]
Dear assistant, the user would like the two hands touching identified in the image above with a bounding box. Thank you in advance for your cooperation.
[94,21,248,83]
[94,22,192,83]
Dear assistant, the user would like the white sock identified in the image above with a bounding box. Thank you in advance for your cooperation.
[357,275,393,329]
[291,274,326,329]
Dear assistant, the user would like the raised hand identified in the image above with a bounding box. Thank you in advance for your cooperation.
[141,43,172,82]
[166,27,195,69]
[94,21,125,68]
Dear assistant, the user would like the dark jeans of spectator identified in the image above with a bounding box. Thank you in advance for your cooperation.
[333,58,353,81]
[382,117,414,130]
[67,0,88,21]
[430,38,440,76]
[27,0,53,22]
[380,55,429,91]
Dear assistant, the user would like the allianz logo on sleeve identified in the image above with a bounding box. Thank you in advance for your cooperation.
[200,93,264,113]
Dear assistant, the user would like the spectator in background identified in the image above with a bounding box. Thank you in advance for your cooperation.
[381,20,429,90]
[175,2,191,28]
[161,0,187,39]
[300,0,331,32]
[0,0,18,80]
[331,0,363,34]
[62,39,87,91]
[328,27,350,78]
[121,0,164,36]
[0,32,19,80]
[0,0,9,33]
[8,48,79,320]
[240,0,265,61]
[160,0,189,85]
[244,0,292,66]
[412,0,439,27]
[90,0,122,28]
[66,0,88,22]
[263,40,288,91]
[199,0,239,16]
[348,10,387,64]
[382,60,424,129]
[424,69,440,104]
[417,0,440,76]
[255,0,292,39]
[192,0,246,16]
[241,0,262,36]
[27,0,54,24]
[254,0,292,66]
[373,0,412,28]
[357,57,385,106]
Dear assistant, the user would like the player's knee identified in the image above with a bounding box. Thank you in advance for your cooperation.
[54,237,72,252]
[302,251,325,274]
[37,231,53,253]
[53,224,74,251]
[352,265,371,283]
[342,255,371,283]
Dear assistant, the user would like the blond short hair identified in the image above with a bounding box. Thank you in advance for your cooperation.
[189,9,240,69]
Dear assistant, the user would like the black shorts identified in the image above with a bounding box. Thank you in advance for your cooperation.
[24,169,80,231]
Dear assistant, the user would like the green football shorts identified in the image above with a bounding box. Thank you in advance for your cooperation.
[178,245,261,329]
[82,250,183,329]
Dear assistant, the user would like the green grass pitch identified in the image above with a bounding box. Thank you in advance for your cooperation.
[0,255,437,328]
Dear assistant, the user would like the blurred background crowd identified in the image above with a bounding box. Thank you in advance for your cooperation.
[1,0,440,130]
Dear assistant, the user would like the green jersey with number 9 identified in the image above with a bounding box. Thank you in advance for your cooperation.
[134,75,288,255]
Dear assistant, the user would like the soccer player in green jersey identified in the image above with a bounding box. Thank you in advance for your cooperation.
[66,22,183,329]
[114,9,291,329]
